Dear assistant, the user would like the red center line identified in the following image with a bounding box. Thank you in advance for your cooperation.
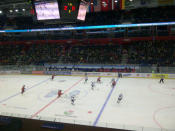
[30,77,84,119]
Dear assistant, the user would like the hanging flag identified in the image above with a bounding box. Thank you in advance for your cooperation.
[94,0,101,12]
[89,0,94,12]
[30,8,35,15]
[111,0,115,10]
[108,0,112,10]
[101,0,109,11]
[120,0,125,10]
[109,0,118,10]
[114,0,120,10]
[87,0,120,12]
[87,0,101,12]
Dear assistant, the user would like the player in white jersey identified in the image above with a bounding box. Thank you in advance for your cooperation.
[84,76,88,83]
[91,81,95,90]
[71,96,76,105]
[117,93,123,104]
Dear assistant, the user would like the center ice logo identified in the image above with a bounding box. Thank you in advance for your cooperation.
[45,90,57,98]
[68,90,80,98]
[44,90,80,98]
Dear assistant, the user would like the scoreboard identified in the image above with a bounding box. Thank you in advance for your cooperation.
[33,0,88,21]
[61,0,79,20]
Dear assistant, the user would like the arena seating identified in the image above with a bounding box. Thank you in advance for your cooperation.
[0,40,174,66]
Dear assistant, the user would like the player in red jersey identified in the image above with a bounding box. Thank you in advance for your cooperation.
[57,90,62,98]
[51,74,55,80]
[112,80,116,88]
[97,77,101,83]
[21,85,25,94]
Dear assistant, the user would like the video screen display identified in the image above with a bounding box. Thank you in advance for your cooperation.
[34,0,60,20]
[77,1,88,21]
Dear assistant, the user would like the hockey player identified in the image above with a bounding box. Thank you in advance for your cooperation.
[91,81,95,90]
[97,77,101,83]
[21,85,25,95]
[118,72,122,78]
[71,96,75,105]
[57,90,62,98]
[84,76,88,83]
[117,93,123,104]
[111,78,115,83]
[51,74,55,80]
[112,80,116,88]
[159,75,164,83]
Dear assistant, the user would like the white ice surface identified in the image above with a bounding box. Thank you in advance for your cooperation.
[0,75,175,131]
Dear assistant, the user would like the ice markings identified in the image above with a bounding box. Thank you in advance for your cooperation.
[45,90,57,98]
[69,90,80,98]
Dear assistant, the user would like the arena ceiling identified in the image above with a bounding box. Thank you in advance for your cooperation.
[0,0,26,5]
[0,0,32,17]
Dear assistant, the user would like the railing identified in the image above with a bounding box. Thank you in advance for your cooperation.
[0,112,173,131]
[0,65,175,74]
[136,66,175,74]
[0,65,44,71]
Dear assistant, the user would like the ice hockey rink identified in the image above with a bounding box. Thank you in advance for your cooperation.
[0,75,175,131]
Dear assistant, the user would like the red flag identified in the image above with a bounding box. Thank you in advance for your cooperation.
[30,9,35,15]
[90,0,94,12]
[108,0,112,10]
[101,0,109,11]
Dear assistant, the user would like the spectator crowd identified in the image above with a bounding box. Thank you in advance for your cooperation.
[0,40,174,66]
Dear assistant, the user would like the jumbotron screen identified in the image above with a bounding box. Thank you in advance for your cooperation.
[34,0,60,20]
[77,0,88,21]
[33,0,88,21]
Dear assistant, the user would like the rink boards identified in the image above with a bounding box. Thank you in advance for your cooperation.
[1,70,175,79]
